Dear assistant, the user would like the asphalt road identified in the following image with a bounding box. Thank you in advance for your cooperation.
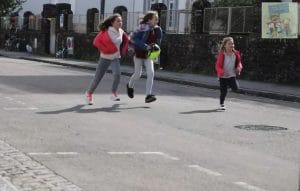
[0,57,299,191]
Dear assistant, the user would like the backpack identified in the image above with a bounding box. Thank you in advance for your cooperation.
[129,25,162,56]
[126,32,136,57]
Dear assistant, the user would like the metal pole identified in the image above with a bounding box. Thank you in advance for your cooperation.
[298,166,300,191]
[133,0,135,13]
[99,0,105,21]
[99,0,101,21]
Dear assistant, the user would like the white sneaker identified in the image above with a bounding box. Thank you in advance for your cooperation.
[85,92,93,105]
[110,93,120,101]
[218,104,226,111]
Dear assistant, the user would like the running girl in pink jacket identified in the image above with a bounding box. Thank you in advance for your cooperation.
[85,14,129,105]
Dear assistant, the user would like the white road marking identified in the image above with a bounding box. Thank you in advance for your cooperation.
[188,165,223,176]
[140,152,180,160]
[56,152,79,155]
[234,182,267,191]
[107,152,136,155]
[0,176,19,191]
[4,97,14,101]
[2,95,31,106]
[3,107,38,111]
[107,151,180,160]
[28,152,79,156]
[16,101,26,105]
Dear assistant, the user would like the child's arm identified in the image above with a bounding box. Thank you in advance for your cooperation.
[215,52,224,77]
[235,51,243,75]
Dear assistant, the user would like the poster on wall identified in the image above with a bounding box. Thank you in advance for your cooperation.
[262,3,298,39]
[66,37,74,55]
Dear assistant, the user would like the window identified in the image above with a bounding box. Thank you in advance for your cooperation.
[168,2,175,29]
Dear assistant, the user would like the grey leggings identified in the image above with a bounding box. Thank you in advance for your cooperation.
[87,58,121,94]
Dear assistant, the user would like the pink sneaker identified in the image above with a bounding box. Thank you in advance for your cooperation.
[110,92,120,101]
[85,92,93,105]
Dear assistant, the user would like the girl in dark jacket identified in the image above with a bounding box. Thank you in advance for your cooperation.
[126,11,163,103]
[85,14,129,105]
[215,37,243,110]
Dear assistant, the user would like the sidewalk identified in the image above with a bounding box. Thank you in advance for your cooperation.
[1,50,300,102]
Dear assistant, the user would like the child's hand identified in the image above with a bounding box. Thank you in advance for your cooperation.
[236,67,242,75]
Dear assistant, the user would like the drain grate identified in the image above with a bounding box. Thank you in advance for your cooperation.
[234,125,287,131]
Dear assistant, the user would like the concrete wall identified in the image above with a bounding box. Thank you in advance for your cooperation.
[105,0,144,13]
[20,0,99,16]
[19,0,49,15]
[72,0,99,15]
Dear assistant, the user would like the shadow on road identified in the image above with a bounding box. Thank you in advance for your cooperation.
[179,109,219,114]
[36,104,150,114]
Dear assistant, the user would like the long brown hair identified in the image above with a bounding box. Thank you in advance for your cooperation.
[98,13,121,31]
[140,11,158,24]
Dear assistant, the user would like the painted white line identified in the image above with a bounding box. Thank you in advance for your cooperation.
[107,152,136,155]
[3,107,38,111]
[28,152,79,156]
[139,152,163,155]
[4,97,14,101]
[0,176,19,191]
[234,182,267,191]
[16,101,26,105]
[140,152,180,161]
[107,151,180,160]
[28,152,52,156]
[56,152,79,155]
[161,153,180,161]
[188,165,223,176]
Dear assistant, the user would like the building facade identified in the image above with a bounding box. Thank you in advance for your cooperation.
[17,0,213,33]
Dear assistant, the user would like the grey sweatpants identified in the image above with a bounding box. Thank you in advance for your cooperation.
[87,57,121,94]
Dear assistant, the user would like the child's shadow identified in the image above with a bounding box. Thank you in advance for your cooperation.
[37,104,150,114]
[179,109,218,114]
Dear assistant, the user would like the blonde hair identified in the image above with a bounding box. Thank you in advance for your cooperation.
[219,37,234,52]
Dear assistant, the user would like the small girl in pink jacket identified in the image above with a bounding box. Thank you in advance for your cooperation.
[215,37,243,110]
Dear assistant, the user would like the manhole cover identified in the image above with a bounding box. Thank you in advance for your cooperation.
[234,125,287,131]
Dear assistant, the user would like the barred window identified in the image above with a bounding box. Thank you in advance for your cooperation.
[203,6,255,34]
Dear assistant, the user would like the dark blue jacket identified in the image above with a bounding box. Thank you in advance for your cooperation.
[132,23,163,51]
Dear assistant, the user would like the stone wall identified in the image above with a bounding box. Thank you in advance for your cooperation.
[1,28,299,86]
[160,33,300,85]
[0,29,48,54]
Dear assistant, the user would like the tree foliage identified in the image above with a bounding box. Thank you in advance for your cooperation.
[0,0,26,17]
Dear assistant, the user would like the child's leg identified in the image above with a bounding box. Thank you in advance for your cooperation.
[228,77,239,92]
[110,58,121,93]
[219,78,228,105]
[128,56,143,88]
[87,58,111,93]
[144,58,154,95]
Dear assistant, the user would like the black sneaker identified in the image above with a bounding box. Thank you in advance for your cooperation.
[126,83,134,98]
[145,95,156,103]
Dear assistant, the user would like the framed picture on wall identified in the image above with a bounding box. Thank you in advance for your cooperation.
[262,2,298,39]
